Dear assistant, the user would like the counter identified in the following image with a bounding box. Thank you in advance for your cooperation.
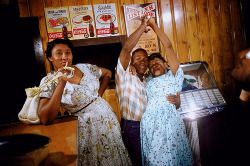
[0,116,78,166]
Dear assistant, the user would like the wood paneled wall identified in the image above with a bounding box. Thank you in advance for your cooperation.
[18,0,246,100]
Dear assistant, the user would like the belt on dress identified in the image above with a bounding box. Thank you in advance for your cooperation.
[73,97,98,114]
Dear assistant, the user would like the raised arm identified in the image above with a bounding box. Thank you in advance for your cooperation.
[148,17,180,75]
[119,18,148,70]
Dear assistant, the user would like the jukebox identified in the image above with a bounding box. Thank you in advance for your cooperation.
[179,61,226,120]
[178,61,227,165]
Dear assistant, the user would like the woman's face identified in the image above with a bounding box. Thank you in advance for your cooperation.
[49,43,73,71]
[149,57,167,77]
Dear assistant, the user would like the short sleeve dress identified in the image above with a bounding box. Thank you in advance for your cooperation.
[140,66,194,166]
[39,63,131,166]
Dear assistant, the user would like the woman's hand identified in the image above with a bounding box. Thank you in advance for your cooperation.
[140,15,150,33]
[166,91,181,109]
[57,70,68,85]
[56,65,75,85]
[147,16,155,27]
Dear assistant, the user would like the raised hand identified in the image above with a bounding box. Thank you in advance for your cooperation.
[140,15,150,33]
[147,16,155,27]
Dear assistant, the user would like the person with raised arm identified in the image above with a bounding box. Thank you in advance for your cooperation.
[115,17,181,166]
[140,17,193,165]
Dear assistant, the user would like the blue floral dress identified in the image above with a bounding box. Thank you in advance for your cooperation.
[140,66,193,166]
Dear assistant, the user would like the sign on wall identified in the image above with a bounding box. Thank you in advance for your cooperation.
[69,5,96,40]
[44,7,73,41]
[123,2,161,54]
[93,3,119,37]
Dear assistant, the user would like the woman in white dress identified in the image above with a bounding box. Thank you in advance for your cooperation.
[38,39,131,166]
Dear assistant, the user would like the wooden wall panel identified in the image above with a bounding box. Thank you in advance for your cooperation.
[230,0,245,63]
[208,0,224,92]
[220,0,234,97]
[173,0,190,62]
[196,0,214,74]
[45,0,60,7]
[18,0,30,17]
[18,0,246,101]
[60,0,74,6]
[74,0,93,6]
[160,0,177,56]
[185,0,201,61]
[132,0,145,4]
[93,0,104,4]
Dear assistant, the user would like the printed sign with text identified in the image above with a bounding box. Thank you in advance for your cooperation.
[123,3,161,54]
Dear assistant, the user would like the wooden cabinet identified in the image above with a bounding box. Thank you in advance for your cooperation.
[102,89,121,122]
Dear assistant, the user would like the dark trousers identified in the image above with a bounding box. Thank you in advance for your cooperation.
[121,118,142,166]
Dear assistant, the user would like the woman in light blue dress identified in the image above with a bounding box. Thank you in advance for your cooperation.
[140,17,193,166]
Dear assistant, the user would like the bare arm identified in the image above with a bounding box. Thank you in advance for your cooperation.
[98,67,112,97]
[119,18,148,70]
[38,78,66,125]
[148,17,180,75]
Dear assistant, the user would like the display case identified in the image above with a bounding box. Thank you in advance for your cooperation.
[178,61,226,120]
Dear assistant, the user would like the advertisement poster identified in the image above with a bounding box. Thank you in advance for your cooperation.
[93,3,119,37]
[44,7,73,41]
[69,5,96,40]
[123,2,160,54]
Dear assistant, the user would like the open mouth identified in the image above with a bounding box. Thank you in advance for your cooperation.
[153,68,160,73]
[151,65,160,71]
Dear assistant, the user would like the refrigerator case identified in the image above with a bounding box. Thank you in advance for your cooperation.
[178,61,226,120]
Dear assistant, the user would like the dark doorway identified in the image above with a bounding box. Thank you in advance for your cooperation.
[73,42,122,86]
[1,0,45,125]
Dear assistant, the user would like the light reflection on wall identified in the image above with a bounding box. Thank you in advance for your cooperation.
[163,11,172,24]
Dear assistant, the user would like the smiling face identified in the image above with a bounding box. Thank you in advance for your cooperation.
[148,57,168,77]
[48,43,73,71]
[231,49,250,91]
[131,50,149,75]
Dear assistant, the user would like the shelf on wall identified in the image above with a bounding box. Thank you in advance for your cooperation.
[71,35,127,47]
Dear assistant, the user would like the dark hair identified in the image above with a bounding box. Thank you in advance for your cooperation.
[132,48,148,57]
[45,38,74,60]
[148,52,166,63]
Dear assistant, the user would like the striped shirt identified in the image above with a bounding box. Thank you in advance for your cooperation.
[115,58,148,121]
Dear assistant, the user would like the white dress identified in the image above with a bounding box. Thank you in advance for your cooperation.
[39,63,132,166]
